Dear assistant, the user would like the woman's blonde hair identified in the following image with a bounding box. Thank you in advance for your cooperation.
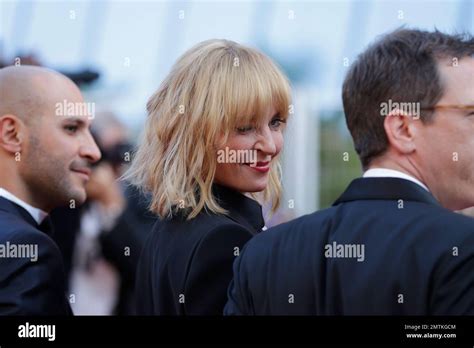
[124,39,291,220]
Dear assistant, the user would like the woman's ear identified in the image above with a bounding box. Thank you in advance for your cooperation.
[0,114,25,154]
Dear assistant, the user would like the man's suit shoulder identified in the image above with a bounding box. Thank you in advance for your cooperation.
[426,207,474,230]
[395,203,474,243]
[243,204,474,256]
[0,210,70,315]
[0,210,62,260]
[244,207,336,249]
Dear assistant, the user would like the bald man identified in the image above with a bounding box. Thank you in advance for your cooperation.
[0,66,101,315]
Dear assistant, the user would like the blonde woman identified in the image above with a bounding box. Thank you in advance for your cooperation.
[126,39,291,315]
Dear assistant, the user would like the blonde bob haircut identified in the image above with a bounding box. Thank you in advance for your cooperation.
[125,39,292,220]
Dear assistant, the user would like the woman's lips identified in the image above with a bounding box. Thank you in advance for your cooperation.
[244,161,270,173]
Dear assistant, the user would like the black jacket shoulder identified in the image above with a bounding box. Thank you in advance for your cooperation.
[136,184,264,315]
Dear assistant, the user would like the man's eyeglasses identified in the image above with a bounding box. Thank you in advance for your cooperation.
[421,104,474,112]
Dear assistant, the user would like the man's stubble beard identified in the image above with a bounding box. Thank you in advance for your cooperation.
[21,135,85,211]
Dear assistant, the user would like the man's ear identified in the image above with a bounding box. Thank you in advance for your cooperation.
[0,114,26,154]
[383,110,417,155]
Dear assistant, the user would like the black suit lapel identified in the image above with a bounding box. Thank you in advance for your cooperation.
[0,196,38,226]
[38,216,55,236]
[333,177,440,207]
[0,196,53,236]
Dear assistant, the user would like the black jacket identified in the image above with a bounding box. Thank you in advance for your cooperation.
[0,197,72,315]
[50,185,156,315]
[224,177,474,315]
[135,184,264,315]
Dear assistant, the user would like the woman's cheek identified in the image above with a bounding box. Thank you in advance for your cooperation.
[273,132,284,156]
[231,134,257,151]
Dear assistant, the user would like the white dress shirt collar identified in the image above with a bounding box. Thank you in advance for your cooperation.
[0,187,48,224]
[363,168,430,192]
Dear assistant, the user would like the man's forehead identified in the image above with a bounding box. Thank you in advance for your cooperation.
[48,92,93,118]
[438,56,474,78]
[438,57,474,102]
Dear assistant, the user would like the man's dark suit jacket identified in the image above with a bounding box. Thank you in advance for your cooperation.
[0,197,72,315]
[135,184,264,315]
[224,178,474,315]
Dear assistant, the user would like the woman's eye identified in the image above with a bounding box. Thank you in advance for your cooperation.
[270,118,286,128]
[64,125,78,133]
[236,125,253,133]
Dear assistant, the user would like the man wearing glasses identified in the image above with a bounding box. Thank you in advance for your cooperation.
[225,28,474,315]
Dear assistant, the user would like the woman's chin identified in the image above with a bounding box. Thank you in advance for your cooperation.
[241,179,268,193]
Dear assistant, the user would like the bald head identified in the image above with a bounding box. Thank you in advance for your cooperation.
[0,65,81,125]
[0,65,101,212]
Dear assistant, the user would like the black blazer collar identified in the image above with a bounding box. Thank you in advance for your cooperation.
[212,184,265,234]
[0,196,52,235]
[333,177,440,207]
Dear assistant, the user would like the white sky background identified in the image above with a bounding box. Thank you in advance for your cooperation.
[0,0,472,130]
